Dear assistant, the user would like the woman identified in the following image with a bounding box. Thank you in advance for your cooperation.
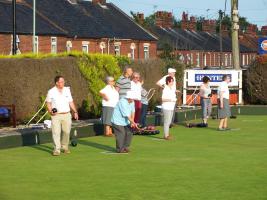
[162,76,177,140]
[139,78,149,128]
[131,72,142,123]
[99,76,119,136]
[199,76,212,125]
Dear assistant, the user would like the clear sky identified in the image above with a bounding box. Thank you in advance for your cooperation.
[108,0,267,28]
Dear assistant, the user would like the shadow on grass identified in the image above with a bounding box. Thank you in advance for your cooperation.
[30,144,53,154]
[78,139,116,152]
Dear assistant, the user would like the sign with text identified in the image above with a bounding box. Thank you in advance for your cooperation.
[258,38,267,55]
[186,70,241,87]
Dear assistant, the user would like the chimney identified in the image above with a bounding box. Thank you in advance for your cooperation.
[92,0,106,5]
[202,19,216,33]
[155,11,173,28]
[261,26,267,36]
[246,24,257,36]
[181,12,196,31]
[137,13,144,25]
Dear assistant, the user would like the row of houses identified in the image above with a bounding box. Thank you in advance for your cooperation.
[0,0,158,59]
[0,0,265,68]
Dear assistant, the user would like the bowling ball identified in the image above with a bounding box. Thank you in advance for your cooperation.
[71,140,77,147]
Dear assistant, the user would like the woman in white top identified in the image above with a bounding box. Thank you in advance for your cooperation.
[162,76,177,140]
[217,75,231,131]
[199,76,212,125]
[131,72,142,123]
[99,76,119,136]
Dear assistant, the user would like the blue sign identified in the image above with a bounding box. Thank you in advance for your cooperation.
[195,74,232,82]
[258,38,267,55]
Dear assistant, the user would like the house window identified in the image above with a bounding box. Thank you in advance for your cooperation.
[100,42,106,54]
[131,49,135,60]
[66,41,72,52]
[34,36,39,53]
[51,37,57,53]
[190,53,193,65]
[130,43,136,60]
[229,54,232,67]
[144,45,149,59]
[246,54,249,65]
[242,54,245,66]
[196,53,200,67]
[114,45,120,56]
[203,54,207,66]
[225,54,228,66]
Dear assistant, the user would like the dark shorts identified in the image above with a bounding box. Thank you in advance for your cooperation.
[217,98,231,119]
[101,106,114,126]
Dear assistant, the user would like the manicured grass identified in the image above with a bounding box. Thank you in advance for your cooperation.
[0,115,267,200]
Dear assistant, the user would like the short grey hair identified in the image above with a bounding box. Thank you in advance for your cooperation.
[106,76,114,83]
[123,66,132,74]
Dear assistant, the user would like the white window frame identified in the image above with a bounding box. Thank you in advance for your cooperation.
[114,45,120,56]
[204,53,207,66]
[82,45,89,53]
[34,36,39,54]
[196,53,200,67]
[51,37,57,54]
[144,45,149,60]
[224,53,228,66]
[131,48,135,60]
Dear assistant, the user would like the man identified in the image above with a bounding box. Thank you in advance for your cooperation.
[217,75,231,131]
[111,91,137,153]
[156,68,177,90]
[116,66,133,98]
[46,76,78,156]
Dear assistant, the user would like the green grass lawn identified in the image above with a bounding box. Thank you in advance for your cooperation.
[0,115,267,200]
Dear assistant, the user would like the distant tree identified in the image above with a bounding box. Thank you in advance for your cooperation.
[196,16,205,31]
[130,11,155,29]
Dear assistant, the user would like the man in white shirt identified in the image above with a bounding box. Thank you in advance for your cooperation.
[156,68,177,90]
[217,75,231,131]
[46,76,78,156]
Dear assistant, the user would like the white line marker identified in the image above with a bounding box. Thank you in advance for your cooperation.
[151,138,166,141]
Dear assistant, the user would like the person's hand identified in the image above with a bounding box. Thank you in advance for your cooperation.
[49,111,56,116]
[130,122,137,128]
[73,112,79,120]
[220,103,224,109]
[176,90,181,94]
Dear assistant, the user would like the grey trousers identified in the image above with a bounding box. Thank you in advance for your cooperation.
[112,123,133,152]
[200,98,212,119]
[163,109,174,138]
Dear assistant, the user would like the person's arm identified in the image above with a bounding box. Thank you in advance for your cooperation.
[46,102,56,116]
[219,91,224,109]
[156,77,165,89]
[69,101,79,120]
[99,91,109,101]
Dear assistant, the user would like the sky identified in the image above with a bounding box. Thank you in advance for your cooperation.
[108,0,267,28]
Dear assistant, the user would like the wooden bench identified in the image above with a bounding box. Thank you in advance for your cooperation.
[0,104,16,128]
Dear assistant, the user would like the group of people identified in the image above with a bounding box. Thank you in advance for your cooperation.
[45,68,232,156]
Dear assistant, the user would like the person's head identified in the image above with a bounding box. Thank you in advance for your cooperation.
[165,76,174,86]
[222,75,231,83]
[123,66,133,78]
[202,76,210,84]
[132,72,140,83]
[168,68,176,78]
[54,75,65,89]
[125,91,135,103]
[106,76,115,86]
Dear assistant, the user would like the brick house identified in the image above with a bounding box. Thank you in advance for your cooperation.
[0,0,158,59]
[149,11,257,68]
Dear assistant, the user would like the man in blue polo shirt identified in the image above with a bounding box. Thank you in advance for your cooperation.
[111,91,137,153]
